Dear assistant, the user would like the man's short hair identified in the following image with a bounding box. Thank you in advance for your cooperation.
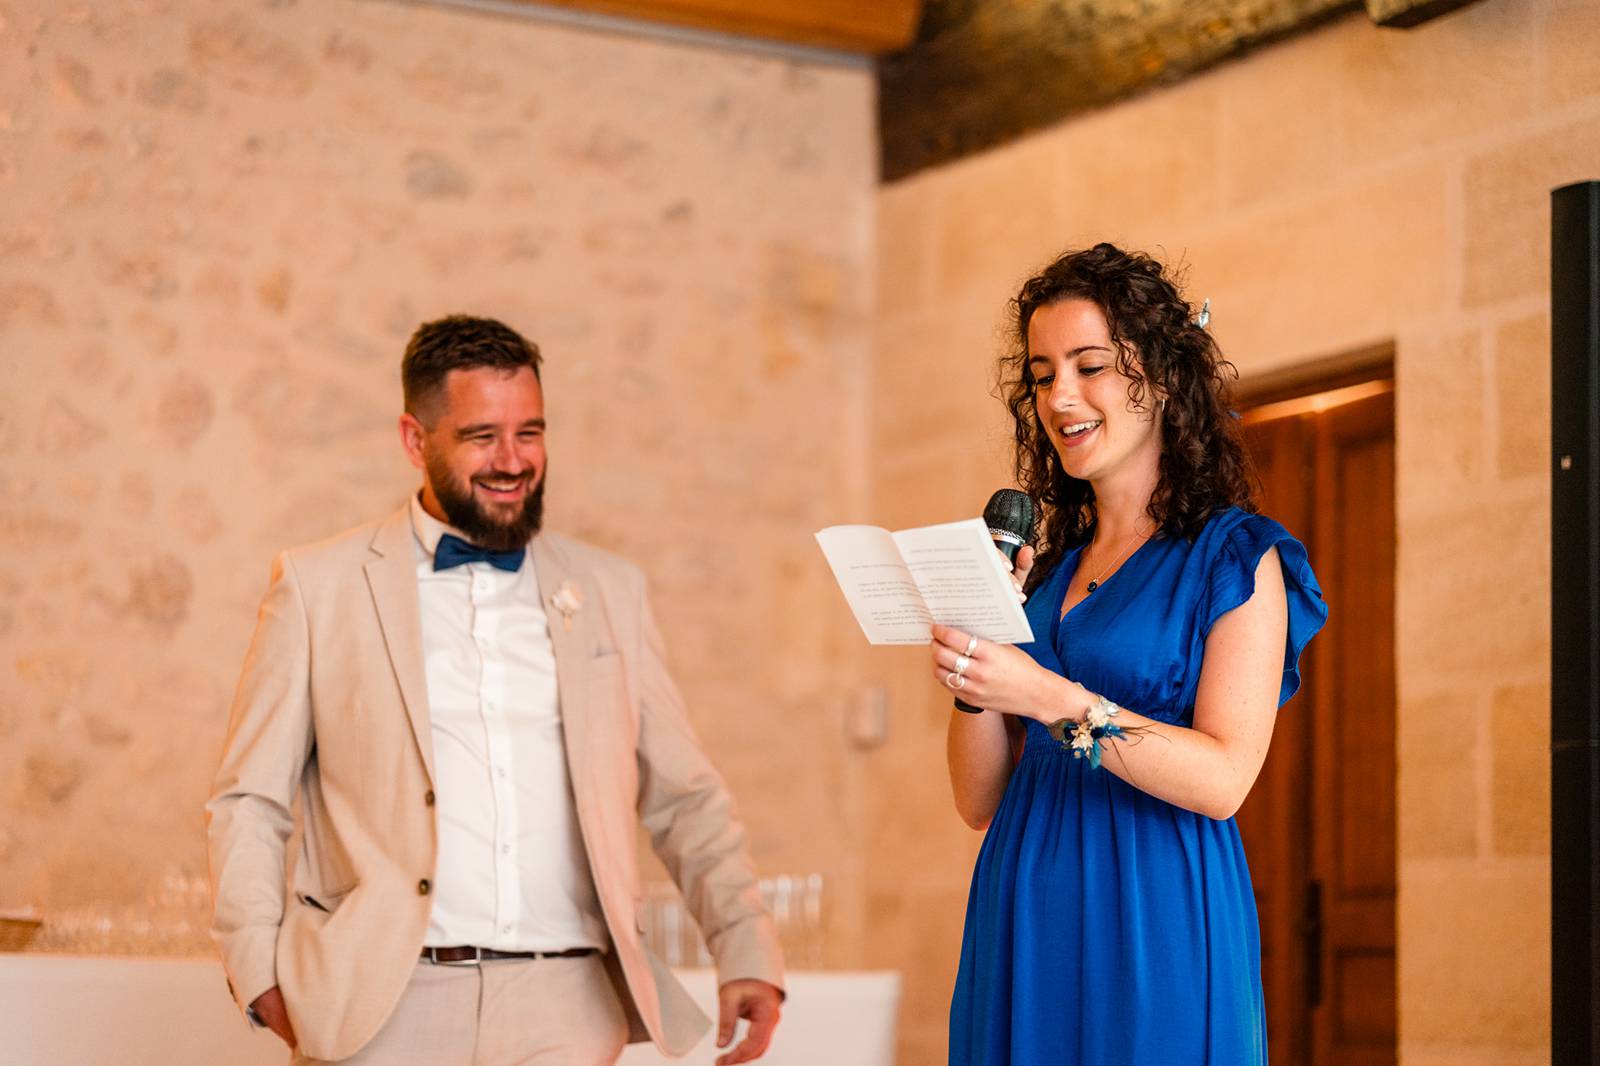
[402,315,543,424]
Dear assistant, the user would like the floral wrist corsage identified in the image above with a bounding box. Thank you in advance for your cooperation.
[1047,694,1139,769]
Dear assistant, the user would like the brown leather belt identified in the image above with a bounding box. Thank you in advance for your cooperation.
[421,946,599,966]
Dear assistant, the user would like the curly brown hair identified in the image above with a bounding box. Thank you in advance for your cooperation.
[1000,243,1256,588]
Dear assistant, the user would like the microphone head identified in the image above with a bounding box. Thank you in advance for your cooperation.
[983,489,1035,562]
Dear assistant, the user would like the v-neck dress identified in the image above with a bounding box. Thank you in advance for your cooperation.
[948,507,1327,1065]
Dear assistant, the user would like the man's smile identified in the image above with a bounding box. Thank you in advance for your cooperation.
[473,475,533,502]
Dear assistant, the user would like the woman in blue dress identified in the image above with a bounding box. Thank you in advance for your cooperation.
[931,244,1327,1065]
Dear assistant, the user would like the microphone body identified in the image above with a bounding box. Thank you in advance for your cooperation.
[955,490,1035,714]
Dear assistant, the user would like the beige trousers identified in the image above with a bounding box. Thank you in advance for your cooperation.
[291,956,630,1066]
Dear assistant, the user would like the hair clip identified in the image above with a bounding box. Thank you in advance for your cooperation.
[1194,298,1211,330]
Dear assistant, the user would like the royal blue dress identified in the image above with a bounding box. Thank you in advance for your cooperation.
[948,508,1327,1065]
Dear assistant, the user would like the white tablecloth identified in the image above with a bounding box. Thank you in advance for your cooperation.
[617,969,900,1066]
[0,955,899,1066]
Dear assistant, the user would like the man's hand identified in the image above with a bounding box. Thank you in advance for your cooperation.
[714,978,782,1065]
[250,987,297,1050]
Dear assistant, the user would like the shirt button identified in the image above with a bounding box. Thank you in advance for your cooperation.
[424,790,435,807]
[501,924,512,934]
[496,767,507,779]
[501,843,511,855]
[418,879,431,896]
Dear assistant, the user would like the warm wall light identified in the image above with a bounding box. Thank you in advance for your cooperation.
[1241,378,1394,425]
[403,0,916,57]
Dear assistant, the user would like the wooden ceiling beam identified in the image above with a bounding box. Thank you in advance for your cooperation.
[880,0,1361,181]
[1365,0,1484,28]
[507,0,923,54]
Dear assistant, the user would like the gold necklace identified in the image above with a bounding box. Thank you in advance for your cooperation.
[1083,524,1148,594]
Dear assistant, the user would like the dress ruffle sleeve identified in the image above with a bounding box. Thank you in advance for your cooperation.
[1202,512,1328,707]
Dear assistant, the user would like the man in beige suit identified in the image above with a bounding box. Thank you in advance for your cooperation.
[207,316,784,1065]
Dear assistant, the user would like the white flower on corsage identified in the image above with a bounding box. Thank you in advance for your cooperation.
[1047,694,1140,770]
[548,580,583,631]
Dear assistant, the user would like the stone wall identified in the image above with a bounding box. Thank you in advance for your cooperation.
[871,0,1591,1061]
[0,0,877,964]
[2,0,1589,1062]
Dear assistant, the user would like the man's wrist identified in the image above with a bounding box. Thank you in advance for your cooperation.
[720,976,787,1003]
[245,986,278,1028]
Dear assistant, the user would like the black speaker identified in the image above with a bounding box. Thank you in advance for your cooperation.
[1551,179,1600,1065]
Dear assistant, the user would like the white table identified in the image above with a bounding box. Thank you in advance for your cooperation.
[0,956,899,1065]
[1,955,285,1066]
[617,969,900,1066]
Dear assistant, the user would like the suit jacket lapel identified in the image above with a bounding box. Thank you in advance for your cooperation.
[532,535,594,794]
[365,507,435,785]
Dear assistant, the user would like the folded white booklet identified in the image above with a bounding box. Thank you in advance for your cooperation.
[815,518,1035,646]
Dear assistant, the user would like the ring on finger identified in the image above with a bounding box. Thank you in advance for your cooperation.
[964,635,979,656]
[945,671,966,690]
[954,654,971,675]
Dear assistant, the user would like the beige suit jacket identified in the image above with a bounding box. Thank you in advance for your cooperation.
[206,506,783,1061]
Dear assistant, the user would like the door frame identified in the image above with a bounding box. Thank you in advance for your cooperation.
[1235,346,1399,1066]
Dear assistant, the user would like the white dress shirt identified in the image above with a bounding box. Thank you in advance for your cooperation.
[409,496,607,951]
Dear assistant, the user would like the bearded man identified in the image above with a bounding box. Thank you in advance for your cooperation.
[207,315,783,1066]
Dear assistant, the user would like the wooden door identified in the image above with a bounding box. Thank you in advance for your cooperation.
[1236,412,1316,1066]
[1236,385,1397,1066]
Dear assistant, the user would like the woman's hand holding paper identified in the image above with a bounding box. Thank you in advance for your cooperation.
[929,622,1086,721]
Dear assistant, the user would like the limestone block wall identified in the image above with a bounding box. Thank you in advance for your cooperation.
[0,0,876,964]
[871,0,1593,1061]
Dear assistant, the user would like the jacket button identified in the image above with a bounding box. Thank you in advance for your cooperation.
[424,790,435,807]
[418,879,431,896]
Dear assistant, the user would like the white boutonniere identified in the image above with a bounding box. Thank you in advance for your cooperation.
[549,580,583,631]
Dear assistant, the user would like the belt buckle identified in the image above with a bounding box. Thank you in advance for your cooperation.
[434,947,483,967]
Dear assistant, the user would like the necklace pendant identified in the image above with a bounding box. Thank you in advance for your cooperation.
[1086,580,1099,593]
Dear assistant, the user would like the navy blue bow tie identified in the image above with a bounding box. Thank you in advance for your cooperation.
[433,533,526,573]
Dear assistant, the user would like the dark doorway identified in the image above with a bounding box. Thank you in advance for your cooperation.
[1235,356,1398,1066]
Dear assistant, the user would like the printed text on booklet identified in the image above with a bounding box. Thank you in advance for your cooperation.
[815,518,1035,646]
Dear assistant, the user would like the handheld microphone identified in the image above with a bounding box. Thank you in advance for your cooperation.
[984,489,1034,565]
[955,489,1035,714]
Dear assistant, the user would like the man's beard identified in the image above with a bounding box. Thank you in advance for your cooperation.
[425,454,546,552]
